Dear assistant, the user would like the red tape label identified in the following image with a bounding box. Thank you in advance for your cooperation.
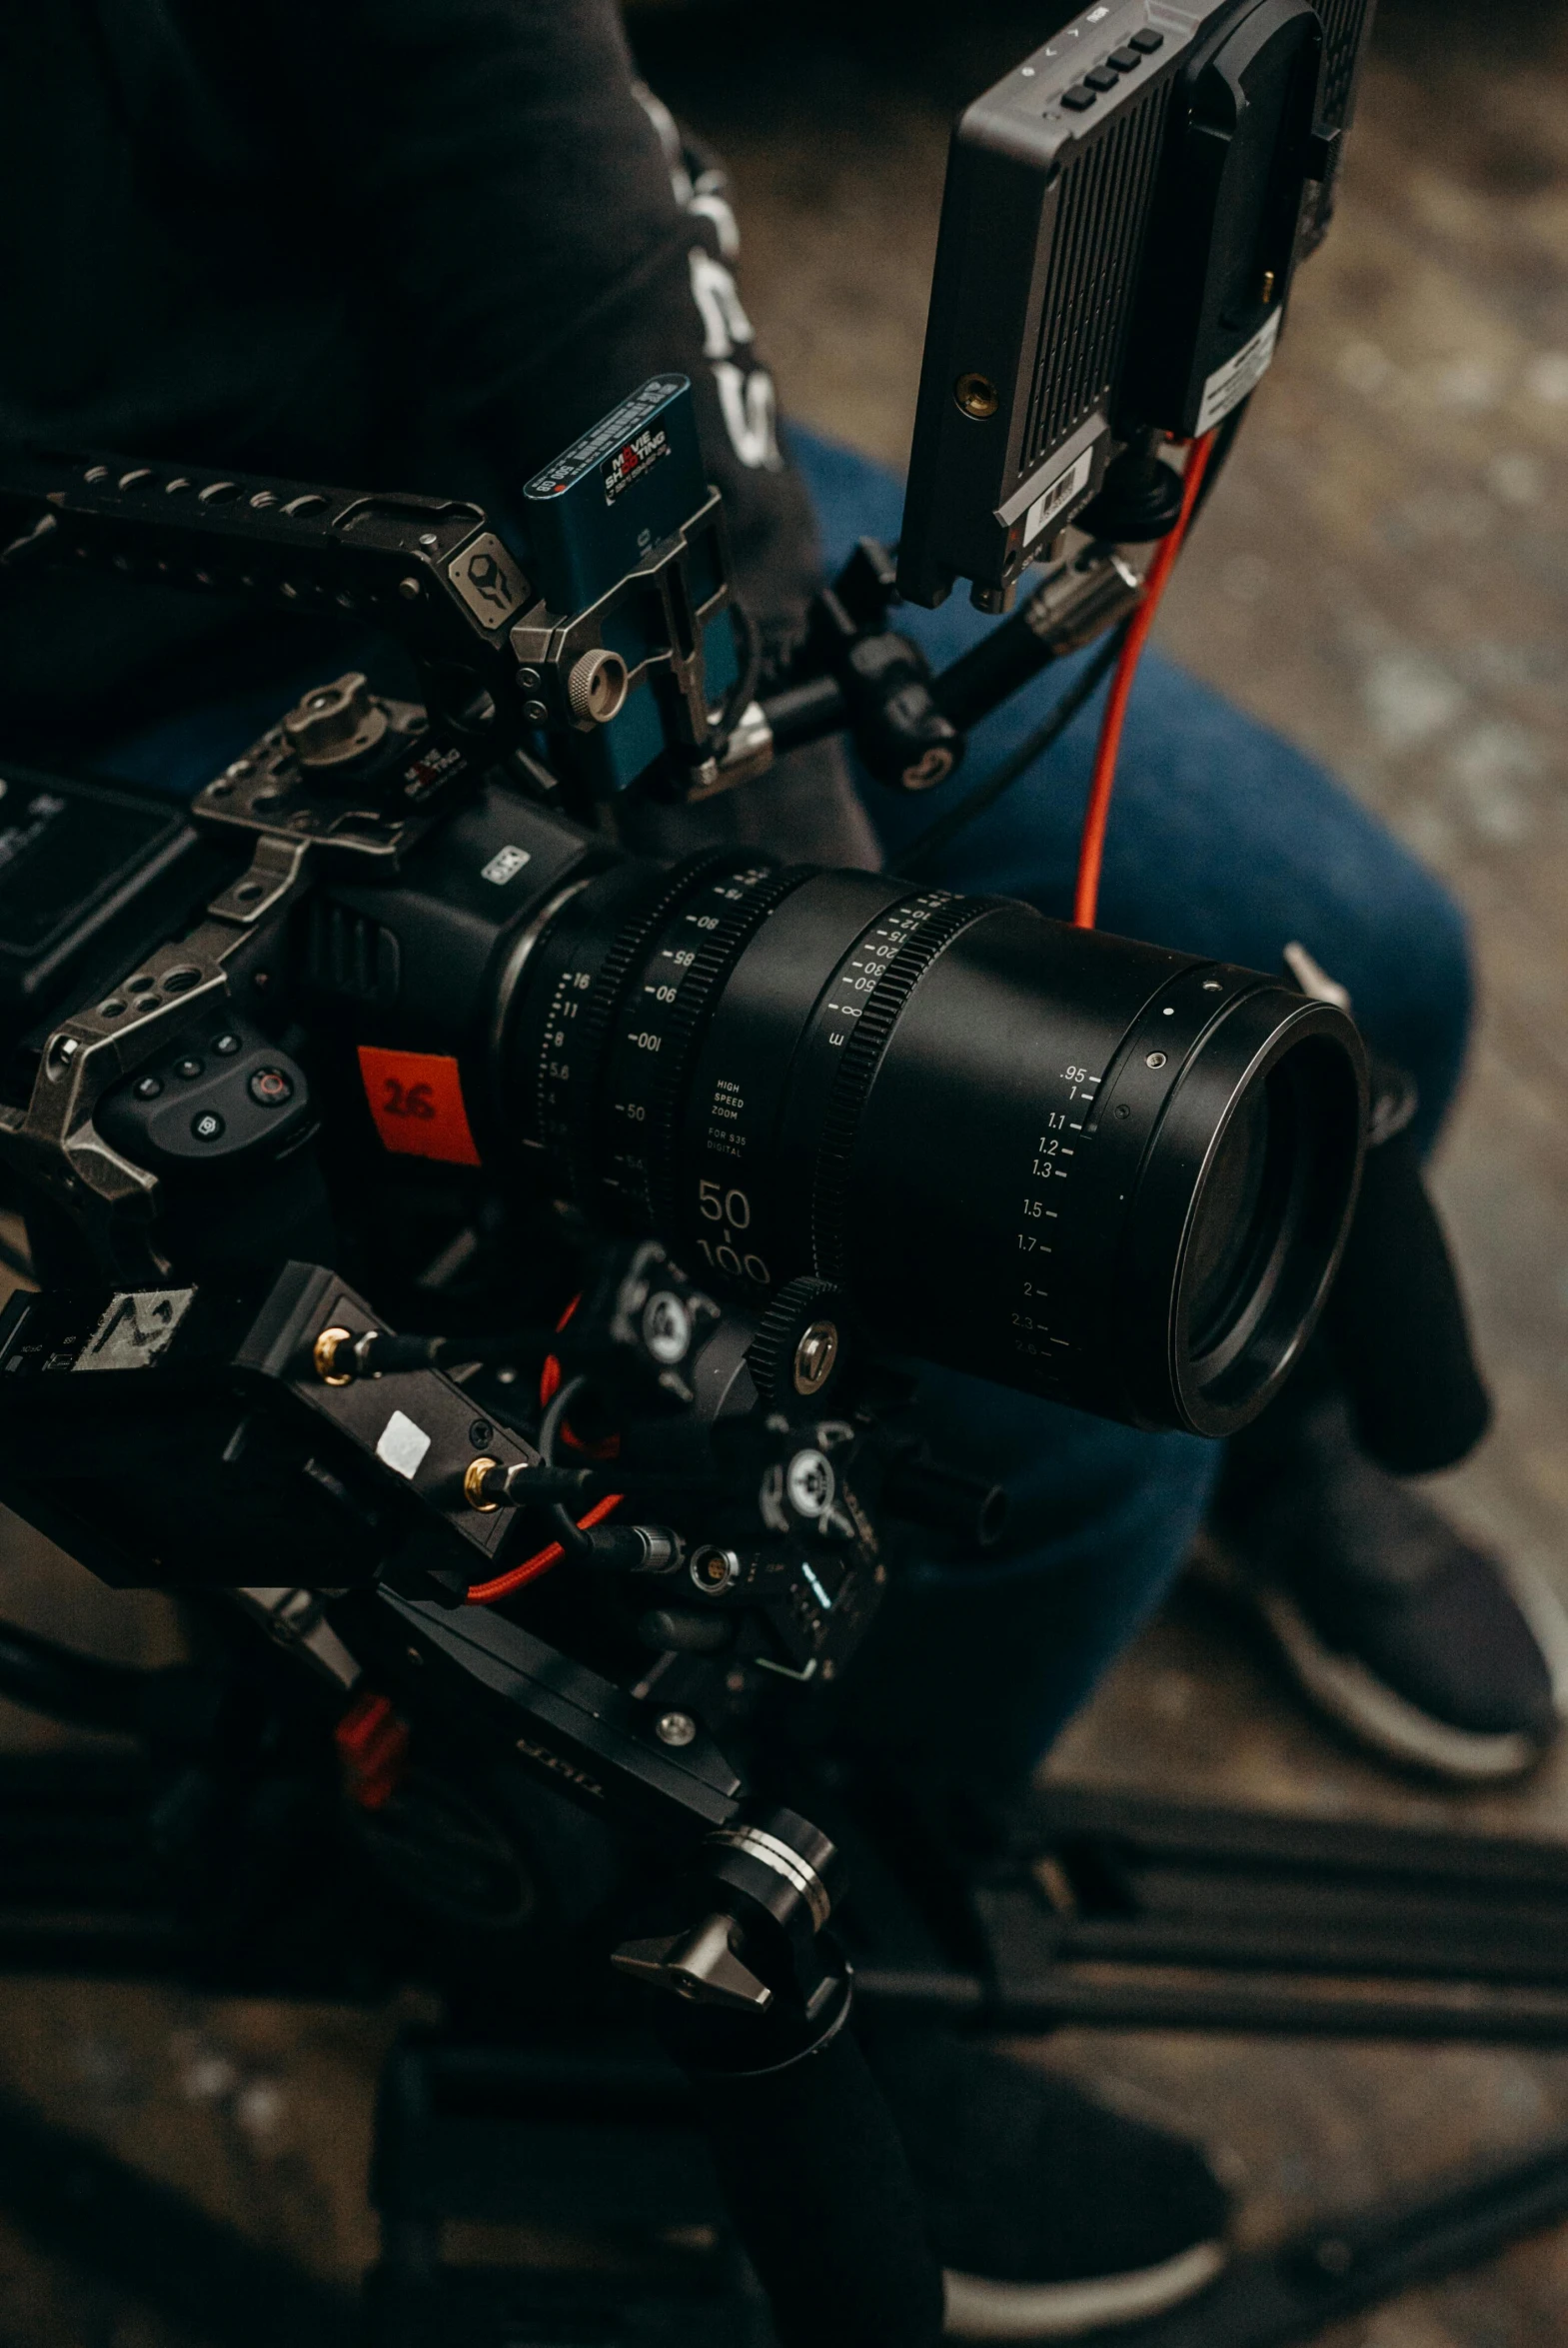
[358,1046,482,1167]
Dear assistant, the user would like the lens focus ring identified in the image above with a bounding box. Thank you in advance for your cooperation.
[809,891,994,1279]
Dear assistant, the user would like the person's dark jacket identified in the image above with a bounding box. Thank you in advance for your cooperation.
[0,1,829,797]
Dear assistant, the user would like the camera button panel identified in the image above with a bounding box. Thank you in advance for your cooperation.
[98,1025,311,1173]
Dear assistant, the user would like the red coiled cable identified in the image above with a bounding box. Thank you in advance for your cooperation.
[1072,433,1216,931]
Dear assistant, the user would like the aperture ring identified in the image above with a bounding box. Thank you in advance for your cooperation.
[809,892,998,1280]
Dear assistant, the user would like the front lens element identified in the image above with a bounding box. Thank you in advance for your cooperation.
[1185,1082,1276,1358]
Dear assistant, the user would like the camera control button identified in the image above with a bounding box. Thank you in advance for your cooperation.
[133,1076,164,1102]
[191,1111,225,1144]
[249,1067,294,1108]
[1107,46,1142,70]
[1084,65,1119,91]
[173,1057,204,1081]
[213,1033,243,1057]
[1060,84,1097,110]
[1129,26,1164,51]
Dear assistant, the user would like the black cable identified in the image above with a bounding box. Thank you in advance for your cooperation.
[891,626,1126,877]
[365,1326,547,1374]
[889,399,1253,879]
[0,1619,154,1734]
[535,1373,600,1556]
[711,592,762,760]
[0,1230,33,1283]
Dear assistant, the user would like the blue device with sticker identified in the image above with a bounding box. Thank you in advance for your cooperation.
[522,376,738,795]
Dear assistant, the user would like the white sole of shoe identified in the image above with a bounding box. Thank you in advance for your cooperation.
[1507,1553,1568,1722]
[1196,1538,1555,1782]
[942,2238,1226,2339]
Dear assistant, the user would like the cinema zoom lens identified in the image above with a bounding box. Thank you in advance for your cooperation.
[501,855,1366,1435]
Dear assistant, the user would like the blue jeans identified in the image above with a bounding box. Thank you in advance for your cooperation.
[92,433,1473,1782]
[787,431,1473,1780]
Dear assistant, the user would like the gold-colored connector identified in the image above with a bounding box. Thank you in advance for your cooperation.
[464,1456,502,1512]
[313,1325,355,1386]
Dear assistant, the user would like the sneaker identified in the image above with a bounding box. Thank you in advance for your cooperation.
[1205,1394,1568,1783]
[869,2031,1229,2339]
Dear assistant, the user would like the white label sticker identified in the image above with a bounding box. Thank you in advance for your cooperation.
[1021,447,1097,552]
[481,845,532,886]
[376,1409,432,1480]
[1195,312,1283,435]
[74,1288,197,1371]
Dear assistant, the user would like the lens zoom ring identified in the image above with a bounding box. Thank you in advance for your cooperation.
[810,894,996,1279]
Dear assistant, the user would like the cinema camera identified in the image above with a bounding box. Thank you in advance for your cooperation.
[0,6,1386,2340]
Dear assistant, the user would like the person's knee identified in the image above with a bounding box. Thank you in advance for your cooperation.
[1323,860,1473,1153]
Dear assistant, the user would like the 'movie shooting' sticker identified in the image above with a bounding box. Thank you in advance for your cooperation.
[358,1046,482,1167]
[602,424,671,505]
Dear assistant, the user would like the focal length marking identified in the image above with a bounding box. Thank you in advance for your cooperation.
[598,860,808,1237]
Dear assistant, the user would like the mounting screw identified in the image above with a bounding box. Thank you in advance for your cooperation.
[657,1710,697,1747]
[954,372,1000,420]
[469,1419,494,1447]
[567,648,631,727]
[398,576,421,601]
[793,1320,839,1396]
[516,668,541,692]
[522,699,549,726]
[1145,1053,1167,1070]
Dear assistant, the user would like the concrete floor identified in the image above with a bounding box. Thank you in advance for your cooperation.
[4,3,1568,2341]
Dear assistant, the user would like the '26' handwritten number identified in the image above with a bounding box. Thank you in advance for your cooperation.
[383,1077,436,1122]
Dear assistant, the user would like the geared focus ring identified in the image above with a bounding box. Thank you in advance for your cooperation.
[809,894,997,1282]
